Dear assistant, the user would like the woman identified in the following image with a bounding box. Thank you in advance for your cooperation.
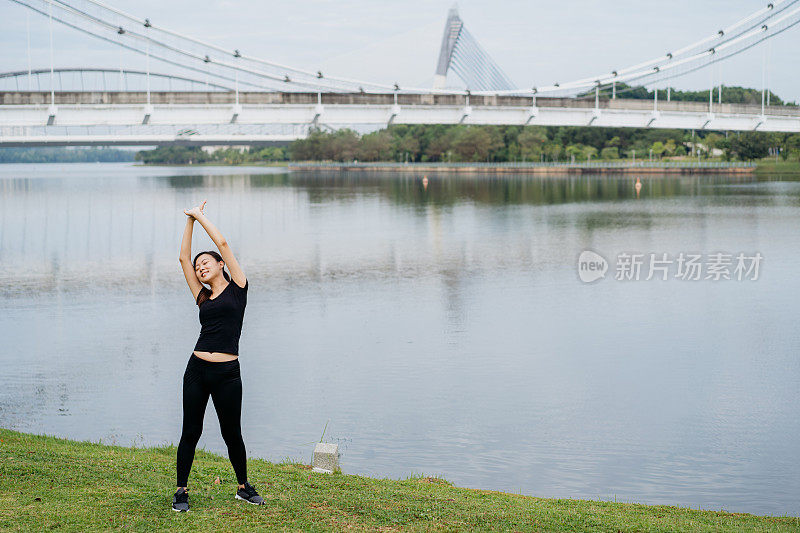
[173,199,264,512]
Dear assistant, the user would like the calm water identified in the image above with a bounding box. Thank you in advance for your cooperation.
[1,162,798,517]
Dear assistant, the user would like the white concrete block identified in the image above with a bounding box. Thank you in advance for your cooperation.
[312,442,340,474]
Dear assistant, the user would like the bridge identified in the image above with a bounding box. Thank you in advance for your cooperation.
[1,0,799,146]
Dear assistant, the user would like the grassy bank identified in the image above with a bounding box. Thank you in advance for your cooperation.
[288,161,755,174]
[132,158,800,177]
[754,160,800,176]
[1,428,797,531]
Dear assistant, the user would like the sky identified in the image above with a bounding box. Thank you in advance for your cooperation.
[0,0,798,102]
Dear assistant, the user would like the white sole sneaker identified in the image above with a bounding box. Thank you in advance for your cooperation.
[235,493,263,505]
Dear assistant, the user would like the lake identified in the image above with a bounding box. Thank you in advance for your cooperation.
[0,162,798,517]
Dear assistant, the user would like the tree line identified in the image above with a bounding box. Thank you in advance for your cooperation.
[0,147,135,163]
[289,125,800,163]
[134,145,286,165]
[581,83,796,106]
[134,127,800,164]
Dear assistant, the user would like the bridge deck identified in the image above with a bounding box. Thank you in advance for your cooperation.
[2,92,799,143]
[1,92,798,118]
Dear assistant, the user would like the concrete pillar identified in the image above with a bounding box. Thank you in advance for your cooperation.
[312,442,340,474]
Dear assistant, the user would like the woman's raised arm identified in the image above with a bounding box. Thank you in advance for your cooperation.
[187,201,247,288]
[178,215,204,301]
[179,216,195,263]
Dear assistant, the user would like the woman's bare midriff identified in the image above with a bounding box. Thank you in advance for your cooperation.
[193,350,238,362]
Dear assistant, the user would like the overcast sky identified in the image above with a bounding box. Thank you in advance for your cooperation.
[1,0,798,101]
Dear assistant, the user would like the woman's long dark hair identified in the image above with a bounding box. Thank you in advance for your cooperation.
[193,250,230,306]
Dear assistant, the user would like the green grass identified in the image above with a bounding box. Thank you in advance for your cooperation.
[1,428,797,532]
[755,159,800,176]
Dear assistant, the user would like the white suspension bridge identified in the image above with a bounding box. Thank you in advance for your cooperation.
[1,0,799,146]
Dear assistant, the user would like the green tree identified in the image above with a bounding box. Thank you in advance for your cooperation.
[781,134,800,161]
[650,141,665,158]
[290,129,329,160]
[543,142,562,162]
[583,145,598,161]
[391,132,421,162]
[517,127,547,161]
[135,146,211,164]
[452,127,497,162]
[565,144,585,162]
[424,127,459,161]
[600,147,619,160]
[729,132,771,160]
[357,131,392,161]
[328,129,360,161]
[599,82,794,106]
[704,133,723,157]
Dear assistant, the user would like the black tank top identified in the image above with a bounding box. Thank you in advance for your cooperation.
[194,279,248,356]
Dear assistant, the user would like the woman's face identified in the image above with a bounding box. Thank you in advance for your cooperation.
[194,254,224,284]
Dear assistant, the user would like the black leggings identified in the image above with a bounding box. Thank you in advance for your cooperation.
[176,353,247,487]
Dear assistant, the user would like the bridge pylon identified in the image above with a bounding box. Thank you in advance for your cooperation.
[433,5,514,92]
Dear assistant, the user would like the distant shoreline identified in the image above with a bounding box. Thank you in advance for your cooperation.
[6,160,800,176]
[289,161,756,174]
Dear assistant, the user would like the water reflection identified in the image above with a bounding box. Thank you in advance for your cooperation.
[264,171,761,206]
[1,163,799,517]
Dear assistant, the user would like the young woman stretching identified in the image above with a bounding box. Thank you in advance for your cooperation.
[173,199,264,512]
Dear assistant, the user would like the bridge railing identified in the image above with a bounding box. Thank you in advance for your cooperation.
[1,92,799,117]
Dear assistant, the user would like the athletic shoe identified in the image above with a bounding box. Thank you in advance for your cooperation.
[235,482,265,505]
[172,487,189,512]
